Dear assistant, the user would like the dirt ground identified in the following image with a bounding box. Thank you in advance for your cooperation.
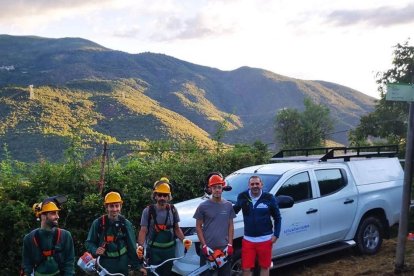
[272,238,414,276]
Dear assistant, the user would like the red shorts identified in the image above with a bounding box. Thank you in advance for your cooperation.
[241,238,273,269]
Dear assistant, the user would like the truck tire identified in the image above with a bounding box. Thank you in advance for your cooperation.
[231,249,242,276]
[355,216,383,255]
[230,249,260,276]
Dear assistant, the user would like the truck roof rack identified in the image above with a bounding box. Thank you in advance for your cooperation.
[270,145,399,162]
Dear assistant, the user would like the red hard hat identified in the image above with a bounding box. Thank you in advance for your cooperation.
[208,175,225,187]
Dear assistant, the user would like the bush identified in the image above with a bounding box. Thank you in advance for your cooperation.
[0,140,270,273]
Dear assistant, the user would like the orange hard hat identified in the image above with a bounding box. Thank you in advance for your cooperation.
[208,175,225,187]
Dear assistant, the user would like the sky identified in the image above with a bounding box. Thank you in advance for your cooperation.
[1,0,414,99]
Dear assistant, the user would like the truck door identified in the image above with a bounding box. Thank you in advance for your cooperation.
[275,171,321,256]
[313,168,358,243]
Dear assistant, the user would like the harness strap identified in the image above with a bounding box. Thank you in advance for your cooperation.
[99,215,128,258]
[148,240,176,248]
[33,228,62,257]
[105,246,128,257]
[149,204,177,231]
[33,270,60,276]
[32,228,63,272]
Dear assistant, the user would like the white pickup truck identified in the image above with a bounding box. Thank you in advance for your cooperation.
[172,146,404,275]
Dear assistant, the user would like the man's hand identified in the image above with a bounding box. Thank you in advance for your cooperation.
[201,244,214,256]
[223,244,233,256]
[183,238,192,250]
[130,268,147,276]
[136,245,144,259]
[139,268,147,276]
[96,246,106,255]
[272,236,278,243]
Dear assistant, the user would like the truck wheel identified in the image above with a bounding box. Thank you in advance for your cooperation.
[231,249,242,276]
[355,216,383,255]
[230,249,261,276]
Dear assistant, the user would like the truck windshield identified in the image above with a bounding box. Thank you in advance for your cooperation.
[223,173,282,203]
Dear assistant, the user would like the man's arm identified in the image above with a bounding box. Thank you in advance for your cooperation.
[62,230,75,276]
[85,219,100,256]
[195,219,206,246]
[137,226,148,246]
[228,218,234,245]
[174,223,185,241]
[270,196,281,239]
[125,221,141,269]
[22,233,34,275]
[233,194,242,214]
[138,207,150,246]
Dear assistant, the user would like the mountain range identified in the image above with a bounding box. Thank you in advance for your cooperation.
[0,34,375,162]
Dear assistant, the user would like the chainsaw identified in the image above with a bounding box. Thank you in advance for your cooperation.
[187,249,229,276]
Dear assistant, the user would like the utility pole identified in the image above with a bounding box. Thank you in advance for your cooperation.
[98,141,108,194]
[394,73,414,272]
[395,103,414,272]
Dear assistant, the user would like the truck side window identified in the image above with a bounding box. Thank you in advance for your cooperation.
[315,169,346,196]
[276,172,312,202]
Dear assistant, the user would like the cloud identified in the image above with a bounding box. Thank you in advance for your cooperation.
[0,0,108,18]
[326,3,414,27]
[113,26,141,38]
[149,13,237,41]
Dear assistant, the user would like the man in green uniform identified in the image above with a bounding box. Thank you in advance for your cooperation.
[22,195,75,276]
[86,190,144,275]
[137,179,192,275]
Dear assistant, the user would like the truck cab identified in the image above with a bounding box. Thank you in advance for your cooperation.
[173,145,403,275]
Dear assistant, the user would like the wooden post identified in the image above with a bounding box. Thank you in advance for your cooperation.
[395,102,414,272]
[29,85,35,100]
[98,141,108,194]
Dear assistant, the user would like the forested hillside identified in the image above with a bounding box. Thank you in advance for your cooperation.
[0,35,375,162]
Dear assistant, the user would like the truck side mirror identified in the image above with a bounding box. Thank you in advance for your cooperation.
[276,195,294,209]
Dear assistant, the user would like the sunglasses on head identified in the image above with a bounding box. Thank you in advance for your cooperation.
[156,193,169,198]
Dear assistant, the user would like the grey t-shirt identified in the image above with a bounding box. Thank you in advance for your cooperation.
[140,204,180,244]
[193,199,236,249]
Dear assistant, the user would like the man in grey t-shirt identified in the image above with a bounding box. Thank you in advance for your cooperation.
[193,174,236,276]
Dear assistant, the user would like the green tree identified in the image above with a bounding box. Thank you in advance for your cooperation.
[349,41,414,146]
[275,98,334,149]
[0,139,274,274]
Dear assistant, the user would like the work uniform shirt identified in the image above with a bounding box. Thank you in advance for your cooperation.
[193,199,236,249]
[85,215,141,274]
[22,228,75,276]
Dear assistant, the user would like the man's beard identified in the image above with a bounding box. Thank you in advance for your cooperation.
[212,192,221,198]
[109,212,119,219]
[46,219,58,228]
[157,199,167,205]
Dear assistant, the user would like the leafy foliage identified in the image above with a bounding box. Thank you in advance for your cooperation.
[275,98,334,149]
[349,41,414,146]
[0,140,270,273]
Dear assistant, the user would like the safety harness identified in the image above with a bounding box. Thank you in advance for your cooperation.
[98,215,128,258]
[147,204,177,248]
[31,228,63,274]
